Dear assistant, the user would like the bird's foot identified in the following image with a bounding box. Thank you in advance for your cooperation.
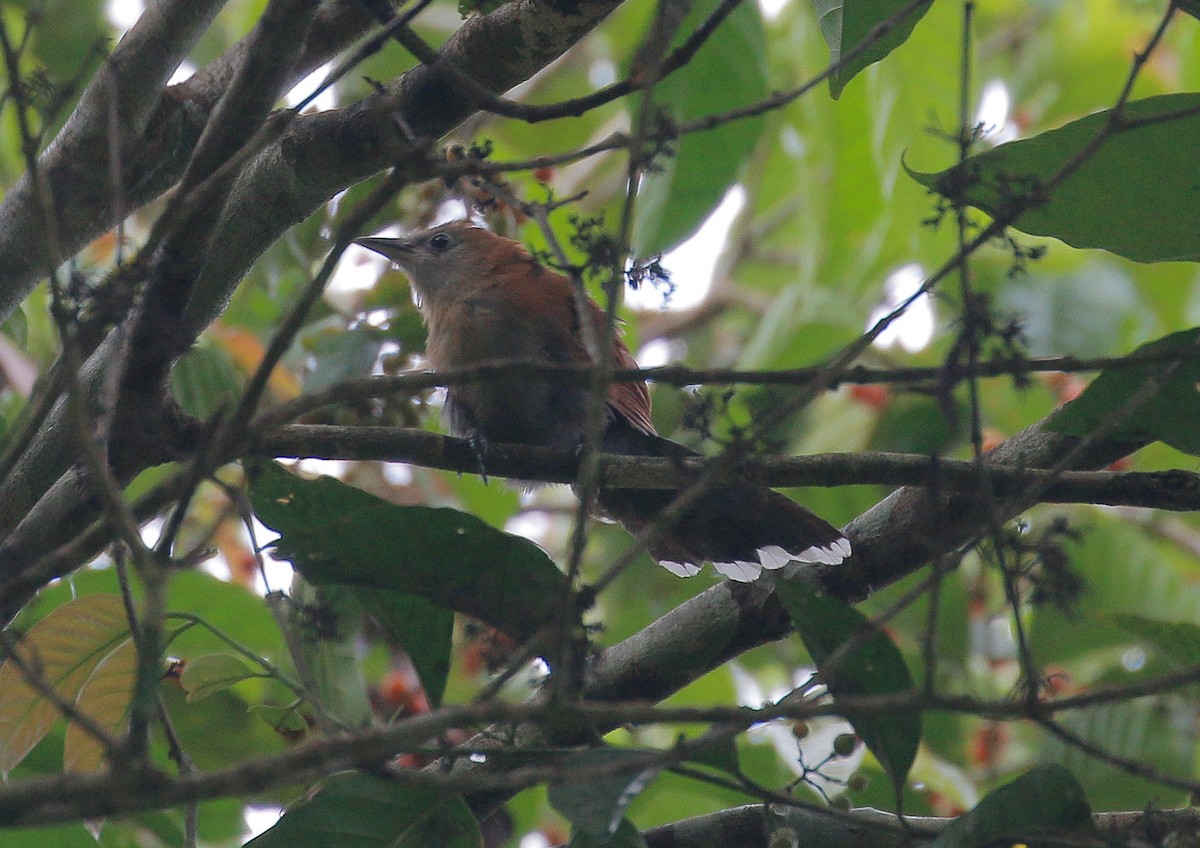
[466,429,490,484]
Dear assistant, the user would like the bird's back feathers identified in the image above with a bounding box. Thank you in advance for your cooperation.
[356,222,850,580]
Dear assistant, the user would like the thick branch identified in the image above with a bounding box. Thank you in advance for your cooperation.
[184,0,627,332]
[0,0,628,583]
[583,417,1139,703]
[0,0,381,323]
[639,804,1200,848]
[0,0,225,320]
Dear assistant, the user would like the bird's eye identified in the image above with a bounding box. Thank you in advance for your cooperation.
[429,233,453,252]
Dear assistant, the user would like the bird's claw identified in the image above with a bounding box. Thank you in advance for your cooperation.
[467,430,490,484]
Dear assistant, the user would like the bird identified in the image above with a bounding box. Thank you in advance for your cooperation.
[354,221,850,582]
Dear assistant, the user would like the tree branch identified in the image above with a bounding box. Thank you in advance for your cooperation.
[0,0,630,583]
[0,0,225,320]
[584,417,1138,704]
[258,422,1185,509]
[0,0,383,322]
[638,803,1200,848]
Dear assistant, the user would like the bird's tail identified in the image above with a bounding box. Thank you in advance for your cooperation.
[597,422,850,582]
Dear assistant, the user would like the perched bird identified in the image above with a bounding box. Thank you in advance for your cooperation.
[355,221,850,581]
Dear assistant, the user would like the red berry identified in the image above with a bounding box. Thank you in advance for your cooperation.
[849,384,890,410]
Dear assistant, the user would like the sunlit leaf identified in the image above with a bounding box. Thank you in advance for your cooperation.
[0,595,131,774]
[63,636,137,773]
[930,765,1095,847]
[908,94,1200,262]
[1048,328,1200,455]
[24,569,284,665]
[208,323,303,400]
[631,0,768,255]
[249,461,567,641]
[287,580,373,730]
[245,773,481,847]
[774,581,920,789]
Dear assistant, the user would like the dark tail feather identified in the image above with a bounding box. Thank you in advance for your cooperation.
[597,422,850,582]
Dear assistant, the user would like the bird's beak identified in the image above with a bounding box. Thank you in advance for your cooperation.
[354,236,415,265]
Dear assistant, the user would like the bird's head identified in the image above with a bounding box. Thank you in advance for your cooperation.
[354,220,498,307]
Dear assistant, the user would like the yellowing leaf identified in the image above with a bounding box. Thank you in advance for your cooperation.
[63,637,137,773]
[210,323,302,400]
[0,595,132,774]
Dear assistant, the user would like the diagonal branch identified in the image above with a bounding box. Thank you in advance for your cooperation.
[0,0,226,321]
[584,416,1138,703]
[0,0,388,323]
[0,0,631,591]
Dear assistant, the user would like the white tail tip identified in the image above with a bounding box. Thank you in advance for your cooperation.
[657,537,851,580]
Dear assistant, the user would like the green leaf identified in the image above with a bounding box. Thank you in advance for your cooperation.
[0,823,103,848]
[2,303,27,348]
[548,748,659,837]
[286,580,374,729]
[159,686,286,771]
[1178,0,1200,22]
[245,774,482,847]
[773,581,920,789]
[169,342,245,419]
[249,461,567,642]
[688,731,740,776]
[1038,700,1190,810]
[869,395,966,455]
[907,94,1200,262]
[302,325,385,393]
[178,654,259,703]
[929,765,1095,847]
[998,265,1144,359]
[28,0,106,81]
[1029,516,1200,668]
[567,817,648,848]
[249,704,309,736]
[1047,328,1200,455]
[359,592,453,709]
[1110,613,1200,667]
[165,570,285,661]
[631,0,768,255]
[815,0,934,98]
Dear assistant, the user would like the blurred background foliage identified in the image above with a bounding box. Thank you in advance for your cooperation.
[2,0,1200,844]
